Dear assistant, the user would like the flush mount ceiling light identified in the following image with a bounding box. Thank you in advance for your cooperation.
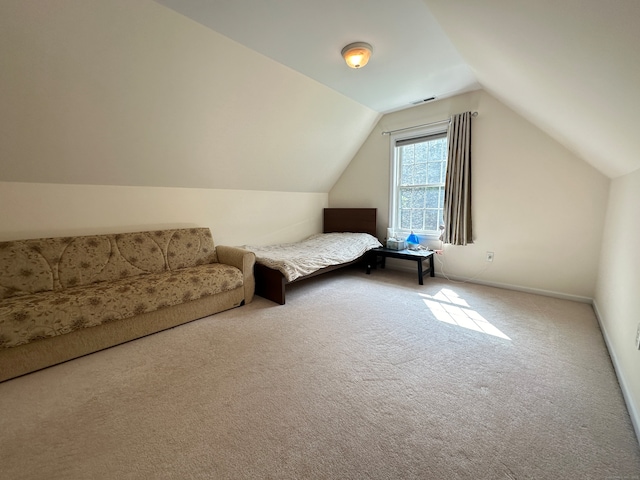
[341,42,373,69]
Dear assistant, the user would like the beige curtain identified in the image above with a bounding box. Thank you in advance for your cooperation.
[442,111,473,245]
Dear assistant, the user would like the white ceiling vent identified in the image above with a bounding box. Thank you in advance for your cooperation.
[411,97,436,105]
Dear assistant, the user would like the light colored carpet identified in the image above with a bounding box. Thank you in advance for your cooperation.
[1,268,639,479]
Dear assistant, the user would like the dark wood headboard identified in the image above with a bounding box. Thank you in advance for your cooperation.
[323,208,377,237]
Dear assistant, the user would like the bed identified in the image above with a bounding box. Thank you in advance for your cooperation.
[247,208,381,304]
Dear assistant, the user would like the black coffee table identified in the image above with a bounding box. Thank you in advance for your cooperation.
[366,247,435,285]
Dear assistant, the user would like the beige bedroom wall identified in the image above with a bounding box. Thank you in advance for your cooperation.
[594,168,640,437]
[330,90,609,299]
[0,182,326,246]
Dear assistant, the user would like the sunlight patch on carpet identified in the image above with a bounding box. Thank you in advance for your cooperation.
[420,289,511,340]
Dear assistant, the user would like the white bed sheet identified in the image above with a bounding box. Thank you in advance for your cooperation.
[244,233,382,282]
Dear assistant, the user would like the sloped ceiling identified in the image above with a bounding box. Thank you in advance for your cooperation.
[0,0,379,193]
[158,0,640,179]
[423,0,640,178]
[154,0,480,113]
[2,0,638,195]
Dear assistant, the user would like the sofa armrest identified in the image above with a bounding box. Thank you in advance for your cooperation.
[216,246,256,304]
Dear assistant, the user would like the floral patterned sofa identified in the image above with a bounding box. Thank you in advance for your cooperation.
[0,227,255,382]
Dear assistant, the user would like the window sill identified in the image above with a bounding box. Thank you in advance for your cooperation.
[395,232,441,241]
[392,232,441,250]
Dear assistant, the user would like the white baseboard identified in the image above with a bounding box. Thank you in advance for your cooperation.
[592,300,640,446]
[384,260,592,303]
[435,272,593,303]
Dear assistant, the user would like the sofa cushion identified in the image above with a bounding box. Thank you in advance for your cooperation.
[0,228,217,300]
[0,263,243,349]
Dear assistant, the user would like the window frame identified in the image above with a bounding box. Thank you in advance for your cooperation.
[388,122,449,239]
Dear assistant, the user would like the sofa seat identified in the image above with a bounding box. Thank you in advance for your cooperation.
[0,262,244,349]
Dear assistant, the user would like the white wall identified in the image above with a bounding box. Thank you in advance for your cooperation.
[0,182,326,246]
[330,90,609,300]
[594,168,640,438]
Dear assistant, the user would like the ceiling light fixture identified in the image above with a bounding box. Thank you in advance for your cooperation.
[341,42,373,69]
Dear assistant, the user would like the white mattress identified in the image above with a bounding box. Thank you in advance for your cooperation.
[244,233,382,282]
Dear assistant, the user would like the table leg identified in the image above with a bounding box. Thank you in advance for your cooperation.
[429,255,435,277]
[417,259,424,285]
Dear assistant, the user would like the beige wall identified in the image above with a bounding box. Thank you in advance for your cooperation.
[330,90,609,300]
[0,182,326,246]
[594,168,640,437]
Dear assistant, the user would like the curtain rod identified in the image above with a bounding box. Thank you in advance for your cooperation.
[381,111,478,136]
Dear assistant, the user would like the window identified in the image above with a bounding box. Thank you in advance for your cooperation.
[389,126,448,237]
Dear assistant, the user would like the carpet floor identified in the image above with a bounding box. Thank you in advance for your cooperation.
[1,268,639,479]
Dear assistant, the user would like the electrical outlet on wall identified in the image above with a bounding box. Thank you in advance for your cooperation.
[635,323,640,350]
[486,251,494,262]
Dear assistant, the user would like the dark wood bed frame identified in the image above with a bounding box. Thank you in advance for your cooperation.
[254,208,377,305]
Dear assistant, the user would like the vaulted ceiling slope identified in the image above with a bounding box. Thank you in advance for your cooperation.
[0,0,379,193]
[154,0,481,113]
[155,0,640,179]
[2,1,638,194]
[424,0,640,178]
